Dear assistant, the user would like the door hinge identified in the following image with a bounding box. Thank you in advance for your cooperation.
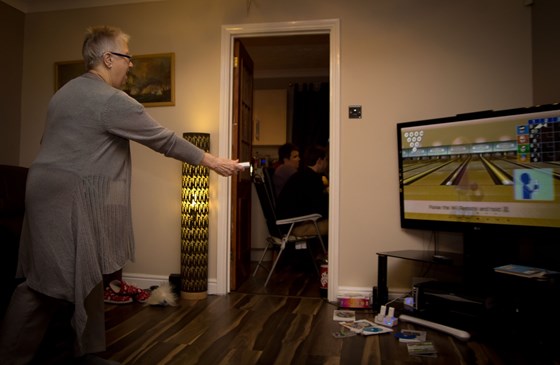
[234,56,239,68]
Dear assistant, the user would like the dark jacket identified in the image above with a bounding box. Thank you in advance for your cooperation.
[276,166,328,219]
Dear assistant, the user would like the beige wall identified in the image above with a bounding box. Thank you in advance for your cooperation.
[12,0,533,294]
[253,89,287,146]
[0,1,24,165]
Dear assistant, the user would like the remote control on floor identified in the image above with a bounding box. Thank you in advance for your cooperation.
[399,314,470,341]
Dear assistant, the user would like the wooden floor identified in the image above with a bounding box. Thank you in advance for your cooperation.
[236,247,325,298]
[33,257,560,365]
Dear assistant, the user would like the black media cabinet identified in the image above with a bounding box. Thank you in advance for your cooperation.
[376,249,463,307]
[376,248,560,347]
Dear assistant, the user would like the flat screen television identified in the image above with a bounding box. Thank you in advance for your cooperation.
[397,103,560,234]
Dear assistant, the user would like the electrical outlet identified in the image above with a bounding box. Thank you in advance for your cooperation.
[349,105,362,119]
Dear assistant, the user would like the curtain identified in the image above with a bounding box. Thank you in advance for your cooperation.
[287,82,329,152]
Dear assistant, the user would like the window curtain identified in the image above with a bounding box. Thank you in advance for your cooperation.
[287,82,329,153]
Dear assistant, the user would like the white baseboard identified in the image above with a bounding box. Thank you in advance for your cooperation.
[337,286,410,302]
[122,274,410,302]
[121,273,169,290]
[122,273,220,295]
[336,286,371,299]
[251,248,272,262]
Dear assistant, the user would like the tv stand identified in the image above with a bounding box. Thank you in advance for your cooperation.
[432,254,453,263]
[376,250,463,307]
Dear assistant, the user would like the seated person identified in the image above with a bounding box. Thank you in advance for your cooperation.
[276,145,328,237]
[273,143,300,197]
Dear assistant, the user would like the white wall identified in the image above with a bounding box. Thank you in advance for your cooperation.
[16,0,532,294]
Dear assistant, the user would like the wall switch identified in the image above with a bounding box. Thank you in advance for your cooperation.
[349,105,362,119]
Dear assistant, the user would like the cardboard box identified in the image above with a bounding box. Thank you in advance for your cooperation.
[337,294,370,308]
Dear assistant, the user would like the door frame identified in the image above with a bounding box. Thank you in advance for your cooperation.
[217,19,340,301]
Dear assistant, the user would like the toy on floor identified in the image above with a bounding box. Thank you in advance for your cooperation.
[146,282,178,306]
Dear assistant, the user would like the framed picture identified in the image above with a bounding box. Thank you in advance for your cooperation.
[54,52,175,107]
[123,52,175,107]
[54,60,84,91]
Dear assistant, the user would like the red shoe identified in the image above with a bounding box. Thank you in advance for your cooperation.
[134,289,150,303]
[104,286,133,304]
[109,280,151,303]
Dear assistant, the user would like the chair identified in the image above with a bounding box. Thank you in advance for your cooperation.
[262,167,277,206]
[252,168,326,287]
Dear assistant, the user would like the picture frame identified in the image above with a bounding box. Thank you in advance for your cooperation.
[123,52,175,107]
[54,52,175,107]
[54,60,84,91]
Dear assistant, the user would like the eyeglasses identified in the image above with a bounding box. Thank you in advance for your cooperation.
[108,51,133,62]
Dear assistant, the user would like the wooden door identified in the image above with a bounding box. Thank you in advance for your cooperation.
[230,39,254,290]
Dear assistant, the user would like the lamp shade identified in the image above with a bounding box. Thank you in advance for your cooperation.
[180,133,210,300]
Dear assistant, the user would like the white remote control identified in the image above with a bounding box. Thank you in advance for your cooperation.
[239,162,250,168]
[399,314,470,341]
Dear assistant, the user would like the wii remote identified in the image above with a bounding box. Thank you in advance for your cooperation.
[238,162,250,168]
[399,314,471,341]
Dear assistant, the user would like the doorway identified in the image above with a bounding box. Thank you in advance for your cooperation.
[239,34,329,295]
[216,20,341,300]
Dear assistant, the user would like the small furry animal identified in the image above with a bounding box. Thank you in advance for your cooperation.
[146,282,178,306]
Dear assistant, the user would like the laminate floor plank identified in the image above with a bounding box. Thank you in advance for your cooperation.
[28,262,560,365]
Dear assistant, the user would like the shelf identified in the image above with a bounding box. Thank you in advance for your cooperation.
[375,250,464,309]
[377,250,463,267]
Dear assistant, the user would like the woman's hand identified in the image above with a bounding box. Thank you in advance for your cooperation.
[200,153,245,177]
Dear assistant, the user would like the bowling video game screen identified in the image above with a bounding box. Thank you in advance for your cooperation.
[397,105,560,231]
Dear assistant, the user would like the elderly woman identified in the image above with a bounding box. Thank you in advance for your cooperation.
[0,25,243,365]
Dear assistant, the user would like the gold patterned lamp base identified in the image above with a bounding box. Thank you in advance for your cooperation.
[180,133,210,300]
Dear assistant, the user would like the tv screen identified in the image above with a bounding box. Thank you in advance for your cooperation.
[397,104,560,233]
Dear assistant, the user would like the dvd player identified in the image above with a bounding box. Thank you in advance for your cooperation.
[412,280,487,321]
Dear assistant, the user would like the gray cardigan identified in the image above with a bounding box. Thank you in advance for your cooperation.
[18,72,204,353]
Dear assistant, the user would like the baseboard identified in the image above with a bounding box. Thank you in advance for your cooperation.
[121,273,168,290]
[251,248,272,262]
[338,286,410,303]
[337,286,372,299]
[121,275,409,301]
[122,273,219,295]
